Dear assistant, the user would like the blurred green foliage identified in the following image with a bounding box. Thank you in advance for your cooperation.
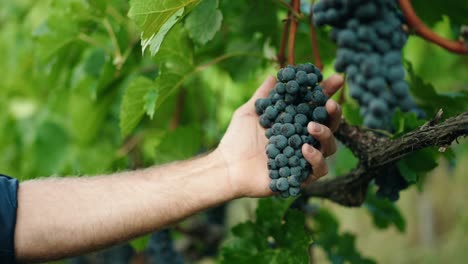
[0,0,467,263]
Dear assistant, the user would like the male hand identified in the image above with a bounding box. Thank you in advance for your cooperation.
[217,74,344,198]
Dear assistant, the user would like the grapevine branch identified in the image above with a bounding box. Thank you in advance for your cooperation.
[398,0,468,54]
[169,88,187,131]
[303,111,468,206]
[287,0,301,65]
[278,7,291,67]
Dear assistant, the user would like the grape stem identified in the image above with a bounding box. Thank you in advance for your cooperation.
[278,14,291,67]
[287,0,301,65]
[304,111,468,206]
[398,0,468,54]
[308,0,324,70]
[169,88,187,131]
[275,0,304,20]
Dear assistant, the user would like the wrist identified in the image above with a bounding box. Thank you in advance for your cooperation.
[211,147,244,199]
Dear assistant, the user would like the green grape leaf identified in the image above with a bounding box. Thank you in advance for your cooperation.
[405,61,468,118]
[220,197,310,264]
[154,126,202,163]
[32,0,95,60]
[130,234,151,252]
[121,25,195,135]
[185,0,223,45]
[391,109,425,137]
[342,102,363,126]
[147,25,195,116]
[120,76,156,136]
[365,191,406,232]
[144,89,158,119]
[313,209,376,264]
[255,197,296,228]
[411,0,468,27]
[397,160,419,183]
[128,0,200,56]
[334,147,358,176]
[32,121,69,178]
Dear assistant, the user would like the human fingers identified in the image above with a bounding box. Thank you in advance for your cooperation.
[320,73,344,97]
[325,99,343,132]
[301,144,328,182]
[308,122,337,157]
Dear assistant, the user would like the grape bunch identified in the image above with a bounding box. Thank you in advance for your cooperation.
[313,0,424,129]
[255,63,329,198]
[146,229,185,264]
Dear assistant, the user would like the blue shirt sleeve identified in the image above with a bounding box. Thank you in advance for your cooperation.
[0,174,18,264]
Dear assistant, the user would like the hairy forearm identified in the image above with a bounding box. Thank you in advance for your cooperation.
[14,150,234,263]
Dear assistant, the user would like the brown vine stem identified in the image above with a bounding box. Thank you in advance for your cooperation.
[287,0,300,65]
[278,10,292,67]
[308,1,323,70]
[169,88,187,131]
[275,0,303,20]
[398,0,468,54]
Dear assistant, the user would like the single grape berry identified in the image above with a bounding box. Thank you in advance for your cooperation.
[269,170,279,179]
[295,149,303,158]
[266,144,280,159]
[391,81,409,98]
[275,100,287,111]
[296,71,308,85]
[274,82,286,94]
[313,107,328,124]
[296,103,311,114]
[369,99,388,117]
[289,156,300,167]
[289,187,301,196]
[280,123,296,137]
[269,179,279,192]
[286,80,300,94]
[312,89,328,106]
[283,146,295,158]
[279,167,291,177]
[294,114,308,126]
[275,153,288,167]
[268,159,277,170]
[276,178,289,191]
[299,158,308,169]
[288,175,301,187]
[259,114,272,128]
[288,134,303,149]
[282,68,296,81]
[276,112,293,124]
[274,135,288,149]
[265,106,278,119]
[294,123,303,134]
[285,105,297,116]
[307,73,318,86]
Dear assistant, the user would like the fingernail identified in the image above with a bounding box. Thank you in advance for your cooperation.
[335,101,341,112]
[309,122,322,133]
[305,144,315,153]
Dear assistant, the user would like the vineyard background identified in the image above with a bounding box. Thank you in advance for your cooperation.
[1,0,467,263]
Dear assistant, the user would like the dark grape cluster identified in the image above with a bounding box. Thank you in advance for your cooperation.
[255,63,329,198]
[313,0,424,130]
[313,0,425,201]
[146,229,185,264]
[375,165,409,201]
